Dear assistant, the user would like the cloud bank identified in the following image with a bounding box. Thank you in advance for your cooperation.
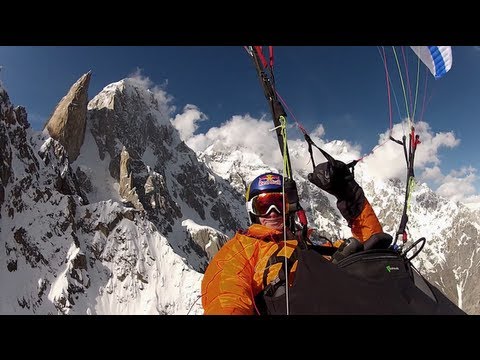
[171,107,478,206]
[131,75,478,208]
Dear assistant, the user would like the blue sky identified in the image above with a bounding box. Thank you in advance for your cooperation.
[1,46,479,206]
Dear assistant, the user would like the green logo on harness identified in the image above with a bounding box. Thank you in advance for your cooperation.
[386,265,400,273]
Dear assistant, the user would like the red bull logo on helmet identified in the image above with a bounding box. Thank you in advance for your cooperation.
[258,174,281,187]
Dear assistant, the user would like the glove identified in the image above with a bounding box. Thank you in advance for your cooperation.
[331,237,364,264]
[307,160,366,226]
[284,177,300,212]
[307,160,353,199]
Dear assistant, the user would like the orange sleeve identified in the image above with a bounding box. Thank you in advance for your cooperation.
[201,235,256,315]
[350,199,383,242]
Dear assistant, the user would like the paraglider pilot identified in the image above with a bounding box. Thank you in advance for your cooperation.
[201,159,383,315]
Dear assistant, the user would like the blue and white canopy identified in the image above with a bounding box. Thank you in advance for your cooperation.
[410,46,453,79]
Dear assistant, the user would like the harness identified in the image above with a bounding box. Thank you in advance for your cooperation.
[253,231,336,314]
[254,233,466,315]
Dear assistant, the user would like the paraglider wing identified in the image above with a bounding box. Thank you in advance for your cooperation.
[410,46,452,79]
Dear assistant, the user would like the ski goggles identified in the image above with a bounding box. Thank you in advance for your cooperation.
[246,192,289,217]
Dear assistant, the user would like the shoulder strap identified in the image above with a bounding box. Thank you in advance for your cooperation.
[254,245,299,314]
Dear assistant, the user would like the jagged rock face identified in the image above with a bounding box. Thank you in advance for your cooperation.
[44,72,91,162]
[119,147,143,210]
[86,82,190,235]
[2,79,237,314]
[1,83,204,314]
[422,210,480,315]
[181,219,229,272]
[0,84,90,314]
[73,201,203,315]
[38,138,89,203]
[0,95,35,217]
[0,87,14,210]
[85,80,248,239]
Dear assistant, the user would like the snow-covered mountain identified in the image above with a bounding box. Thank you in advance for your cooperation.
[0,77,245,314]
[1,74,478,315]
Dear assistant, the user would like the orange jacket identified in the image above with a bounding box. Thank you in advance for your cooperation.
[201,199,382,315]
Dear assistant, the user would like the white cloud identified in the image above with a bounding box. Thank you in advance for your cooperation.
[463,196,480,210]
[354,120,480,206]
[174,106,479,209]
[360,120,460,180]
[449,166,476,178]
[128,68,175,116]
[170,104,208,142]
[437,179,475,202]
[185,114,361,174]
[186,114,285,168]
[420,166,444,183]
[418,164,480,206]
[91,64,480,209]
[288,134,362,175]
[311,124,325,138]
[128,68,154,89]
[431,167,479,204]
